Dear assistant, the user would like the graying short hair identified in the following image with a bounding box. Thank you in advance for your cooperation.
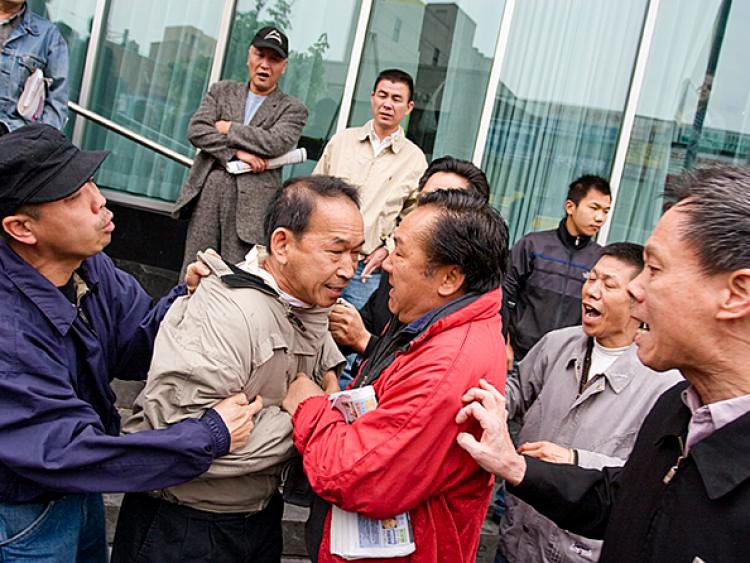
[664,167,750,274]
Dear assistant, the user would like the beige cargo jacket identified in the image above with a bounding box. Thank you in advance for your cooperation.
[124,249,344,513]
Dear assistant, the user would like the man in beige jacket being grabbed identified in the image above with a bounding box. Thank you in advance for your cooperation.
[111,176,364,562]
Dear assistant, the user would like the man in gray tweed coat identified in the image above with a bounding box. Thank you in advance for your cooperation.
[174,26,307,274]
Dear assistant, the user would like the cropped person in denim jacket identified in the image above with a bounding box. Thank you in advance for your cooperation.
[0,1,68,134]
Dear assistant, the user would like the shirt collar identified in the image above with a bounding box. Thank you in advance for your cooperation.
[357,120,404,154]
[565,333,641,394]
[0,242,99,336]
[239,246,313,309]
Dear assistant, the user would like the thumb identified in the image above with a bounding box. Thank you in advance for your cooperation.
[456,432,481,455]
[248,395,263,416]
[231,392,249,406]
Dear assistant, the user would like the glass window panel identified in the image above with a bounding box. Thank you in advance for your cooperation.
[349,0,506,162]
[481,1,647,242]
[223,0,363,177]
[82,1,224,201]
[27,0,97,136]
[609,0,748,243]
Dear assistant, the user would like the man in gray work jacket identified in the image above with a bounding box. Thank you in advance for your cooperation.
[174,26,307,274]
[499,243,682,563]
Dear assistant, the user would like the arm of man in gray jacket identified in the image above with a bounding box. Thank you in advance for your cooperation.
[187,83,236,165]
[505,333,551,421]
[225,98,308,158]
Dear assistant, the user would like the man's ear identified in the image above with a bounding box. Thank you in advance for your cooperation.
[2,215,37,245]
[564,199,576,217]
[269,227,293,265]
[716,269,750,320]
[437,265,465,298]
[405,100,415,115]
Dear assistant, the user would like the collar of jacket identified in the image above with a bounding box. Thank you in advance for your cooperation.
[0,241,99,336]
[354,288,501,387]
[557,218,592,251]
[564,332,642,394]
[355,120,405,154]
[654,381,750,500]
[17,3,38,36]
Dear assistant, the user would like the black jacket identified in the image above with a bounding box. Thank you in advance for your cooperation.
[502,219,601,358]
[511,381,750,562]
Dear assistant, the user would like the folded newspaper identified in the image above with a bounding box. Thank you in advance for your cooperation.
[328,386,416,559]
[225,147,306,174]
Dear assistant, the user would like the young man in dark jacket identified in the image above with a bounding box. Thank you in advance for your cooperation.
[502,175,611,369]
[459,167,750,562]
[0,125,257,561]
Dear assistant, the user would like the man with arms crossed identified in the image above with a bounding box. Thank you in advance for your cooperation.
[459,167,750,562]
[174,26,308,273]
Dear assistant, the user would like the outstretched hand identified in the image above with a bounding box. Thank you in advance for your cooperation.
[455,379,526,485]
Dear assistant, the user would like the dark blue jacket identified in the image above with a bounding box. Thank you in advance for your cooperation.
[0,242,228,502]
[502,219,602,358]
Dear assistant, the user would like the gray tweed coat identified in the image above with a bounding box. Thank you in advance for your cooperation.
[173,80,307,244]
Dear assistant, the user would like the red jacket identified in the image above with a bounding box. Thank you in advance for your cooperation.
[292,289,506,562]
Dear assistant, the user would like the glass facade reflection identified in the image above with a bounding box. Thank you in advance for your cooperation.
[349,0,505,162]
[609,0,750,243]
[39,0,750,245]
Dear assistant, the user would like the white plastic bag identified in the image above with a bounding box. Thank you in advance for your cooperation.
[17,68,51,122]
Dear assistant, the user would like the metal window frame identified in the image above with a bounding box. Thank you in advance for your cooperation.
[336,0,374,132]
[71,0,109,145]
[472,0,516,166]
[208,0,238,85]
[599,0,661,244]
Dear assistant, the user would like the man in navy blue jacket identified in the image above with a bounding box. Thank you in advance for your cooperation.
[0,124,259,561]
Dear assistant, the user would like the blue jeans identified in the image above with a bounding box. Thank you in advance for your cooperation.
[341,261,382,310]
[0,493,106,562]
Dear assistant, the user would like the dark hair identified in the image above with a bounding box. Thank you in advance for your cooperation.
[567,175,611,205]
[373,69,414,102]
[600,242,644,276]
[416,190,509,293]
[663,166,750,274]
[263,175,359,248]
[418,156,490,203]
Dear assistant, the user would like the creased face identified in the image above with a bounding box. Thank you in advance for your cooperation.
[581,255,639,347]
[27,181,114,261]
[282,196,364,307]
[247,46,287,95]
[370,79,413,134]
[627,206,721,372]
[382,206,445,324]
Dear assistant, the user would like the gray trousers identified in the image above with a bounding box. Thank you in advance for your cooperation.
[181,169,253,276]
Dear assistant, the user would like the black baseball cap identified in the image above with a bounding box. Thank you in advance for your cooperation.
[0,124,109,219]
[251,26,289,59]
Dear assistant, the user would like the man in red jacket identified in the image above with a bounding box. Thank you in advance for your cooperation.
[283,189,509,562]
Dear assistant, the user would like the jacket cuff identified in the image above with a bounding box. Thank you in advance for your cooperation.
[200,408,231,457]
[362,335,378,359]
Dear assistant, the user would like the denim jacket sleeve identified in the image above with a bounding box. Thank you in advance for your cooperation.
[39,25,69,130]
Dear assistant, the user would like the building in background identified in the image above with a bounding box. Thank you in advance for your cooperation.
[31,0,750,287]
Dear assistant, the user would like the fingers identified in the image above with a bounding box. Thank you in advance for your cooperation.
[248,395,263,416]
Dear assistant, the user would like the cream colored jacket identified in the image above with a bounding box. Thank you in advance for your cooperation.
[313,121,427,255]
[124,249,343,513]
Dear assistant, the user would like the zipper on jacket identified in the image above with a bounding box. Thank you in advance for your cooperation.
[662,436,687,485]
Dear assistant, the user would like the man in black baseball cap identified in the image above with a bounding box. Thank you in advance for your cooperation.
[172,24,307,275]
[0,123,257,561]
